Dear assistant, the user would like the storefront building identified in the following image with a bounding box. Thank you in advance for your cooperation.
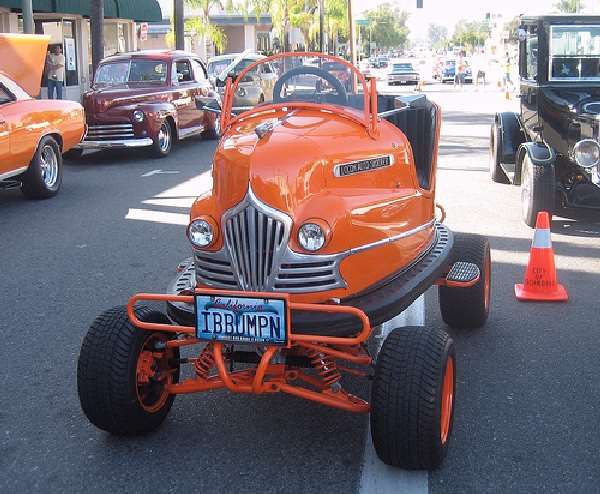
[0,1,162,100]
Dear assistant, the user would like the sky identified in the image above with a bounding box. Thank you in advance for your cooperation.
[354,0,560,40]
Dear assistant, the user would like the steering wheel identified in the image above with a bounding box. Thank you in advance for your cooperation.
[273,66,348,106]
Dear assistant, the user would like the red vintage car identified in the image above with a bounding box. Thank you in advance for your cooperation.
[73,50,217,158]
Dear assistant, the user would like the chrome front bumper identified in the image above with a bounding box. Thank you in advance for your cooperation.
[75,138,153,149]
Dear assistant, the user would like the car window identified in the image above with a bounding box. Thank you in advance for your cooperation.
[262,63,272,74]
[176,60,193,83]
[191,59,207,81]
[0,84,13,104]
[94,60,168,85]
[550,25,600,80]
[525,26,538,81]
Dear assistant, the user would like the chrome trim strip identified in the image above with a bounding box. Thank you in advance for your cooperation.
[0,166,27,181]
[75,138,153,149]
[87,123,133,129]
[346,219,436,256]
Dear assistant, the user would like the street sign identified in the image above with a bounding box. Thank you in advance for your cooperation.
[139,22,148,41]
[356,19,369,26]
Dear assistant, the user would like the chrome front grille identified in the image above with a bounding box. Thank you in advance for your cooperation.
[193,188,345,293]
[85,123,135,140]
[223,189,292,291]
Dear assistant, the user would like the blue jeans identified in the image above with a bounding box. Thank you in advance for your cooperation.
[47,79,63,99]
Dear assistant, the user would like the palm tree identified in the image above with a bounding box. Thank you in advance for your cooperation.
[168,0,227,54]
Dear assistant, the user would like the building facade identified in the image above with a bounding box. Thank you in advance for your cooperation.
[0,1,162,101]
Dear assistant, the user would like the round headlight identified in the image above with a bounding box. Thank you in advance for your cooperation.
[188,219,214,248]
[573,139,600,169]
[133,110,144,123]
[298,223,325,251]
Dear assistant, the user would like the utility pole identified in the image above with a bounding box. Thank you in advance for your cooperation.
[91,0,104,75]
[21,0,33,34]
[174,0,185,50]
[320,0,325,53]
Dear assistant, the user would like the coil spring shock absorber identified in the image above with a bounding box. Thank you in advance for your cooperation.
[306,349,342,391]
[194,343,215,379]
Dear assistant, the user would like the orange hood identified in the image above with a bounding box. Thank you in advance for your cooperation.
[0,34,50,97]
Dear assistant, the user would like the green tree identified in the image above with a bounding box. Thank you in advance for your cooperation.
[166,0,227,52]
[428,23,448,49]
[452,20,489,49]
[554,0,584,12]
[364,3,409,50]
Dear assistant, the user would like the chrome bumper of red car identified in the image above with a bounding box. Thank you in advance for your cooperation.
[75,138,153,149]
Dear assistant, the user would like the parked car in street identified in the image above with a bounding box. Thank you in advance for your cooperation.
[207,53,277,112]
[75,50,217,159]
[0,34,84,198]
[440,59,472,83]
[387,61,420,86]
[491,14,600,226]
[376,55,389,68]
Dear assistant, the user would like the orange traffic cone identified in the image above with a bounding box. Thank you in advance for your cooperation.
[515,212,568,302]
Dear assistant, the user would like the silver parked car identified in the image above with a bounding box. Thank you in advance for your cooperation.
[207,53,277,112]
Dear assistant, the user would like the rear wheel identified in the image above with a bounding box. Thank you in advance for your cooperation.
[490,123,510,184]
[370,326,456,470]
[520,152,555,228]
[439,233,491,330]
[21,135,62,199]
[77,306,180,435]
[151,121,173,158]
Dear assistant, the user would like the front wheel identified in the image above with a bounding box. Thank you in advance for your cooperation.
[77,306,180,435]
[151,121,173,158]
[520,152,555,228]
[370,326,456,470]
[21,135,62,199]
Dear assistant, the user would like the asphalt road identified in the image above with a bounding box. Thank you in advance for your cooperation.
[1,84,599,493]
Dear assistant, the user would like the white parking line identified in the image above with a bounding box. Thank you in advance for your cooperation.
[359,295,428,494]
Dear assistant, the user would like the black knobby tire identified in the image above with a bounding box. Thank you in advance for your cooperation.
[370,326,456,470]
[520,152,555,228]
[21,135,63,199]
[77,305,180,435]
[490,123,510,184]
[151,121,173,158]
[63,148,84,160]
[438,233,491,330]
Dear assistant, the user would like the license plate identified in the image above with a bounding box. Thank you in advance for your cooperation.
[195,292,289,346]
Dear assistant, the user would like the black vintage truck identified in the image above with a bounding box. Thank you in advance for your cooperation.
[490,15,600,226]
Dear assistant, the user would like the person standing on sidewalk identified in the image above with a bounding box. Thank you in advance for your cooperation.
[47,44,65,99]
[503,51,513,90]
[472,49,487,89]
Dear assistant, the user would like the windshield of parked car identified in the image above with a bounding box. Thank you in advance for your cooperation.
[392,63,414,72]
[208,58,260,78]
[0,74,29,101]
[550,25,600,80]
[94,60,168,86]
[227,53,368,114]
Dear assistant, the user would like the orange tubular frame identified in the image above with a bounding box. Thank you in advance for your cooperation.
[127,291,372,413]
[220,51,377,137]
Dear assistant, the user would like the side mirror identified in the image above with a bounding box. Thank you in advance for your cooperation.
[196,94,221,113]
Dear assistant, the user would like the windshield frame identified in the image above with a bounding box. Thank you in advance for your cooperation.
[221,52,373,135]
[93,58,169,87]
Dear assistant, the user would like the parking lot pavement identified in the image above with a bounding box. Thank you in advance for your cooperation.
[1,86,599,494]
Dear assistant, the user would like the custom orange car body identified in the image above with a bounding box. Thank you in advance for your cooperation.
[0,34,84,180]
[187,53,440,304]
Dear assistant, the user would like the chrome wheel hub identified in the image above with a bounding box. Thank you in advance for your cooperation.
[158,124,171,152]
[40,145,59,188]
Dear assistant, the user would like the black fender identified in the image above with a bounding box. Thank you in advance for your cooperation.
[494,112,525,164]
[515,142,556,185]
